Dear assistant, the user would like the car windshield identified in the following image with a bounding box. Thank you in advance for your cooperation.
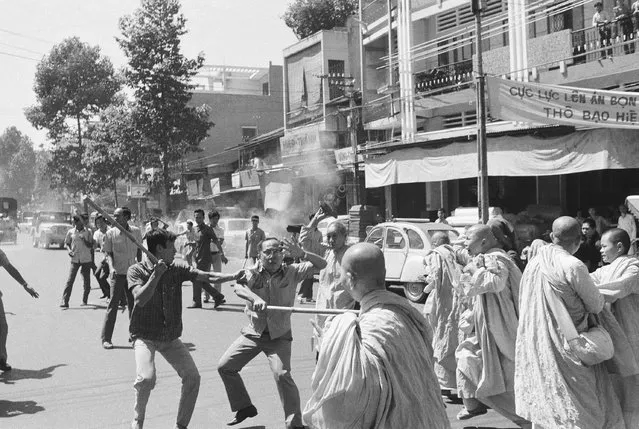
[39,212,71,223]
[413,224,459,243]
[227,219,251,232]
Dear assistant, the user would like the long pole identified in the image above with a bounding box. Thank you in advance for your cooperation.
[216,303,359,316]
[349,94,360,205]
[82,195,158,264]
[474,1,489,224]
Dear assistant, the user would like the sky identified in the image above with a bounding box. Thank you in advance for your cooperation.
[0,0,298,147]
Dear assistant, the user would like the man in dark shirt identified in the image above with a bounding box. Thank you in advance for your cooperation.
[574,218,602,272]
[189,208,225,308]
[127,229,244,429]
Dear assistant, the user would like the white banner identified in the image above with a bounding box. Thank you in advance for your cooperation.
[487,76,639,129]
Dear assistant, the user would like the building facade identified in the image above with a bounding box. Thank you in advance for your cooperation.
[360,0,639,223]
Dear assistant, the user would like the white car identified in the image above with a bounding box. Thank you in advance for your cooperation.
[364,219,459,303]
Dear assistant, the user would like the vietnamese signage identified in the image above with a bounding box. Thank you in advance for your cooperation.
[334,147,364,170]
[487,76,639,129]
[127,184,148,198]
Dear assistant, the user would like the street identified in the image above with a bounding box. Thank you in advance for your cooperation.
[0,232,515,429]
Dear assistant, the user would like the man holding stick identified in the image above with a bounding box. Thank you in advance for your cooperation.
[189,209,225,309]
[128,228,244,429]
[101,207,142,349]
[217,237,326,428]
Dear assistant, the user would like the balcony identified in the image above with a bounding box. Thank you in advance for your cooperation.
[571,24,637,65]
[415,59,473,94]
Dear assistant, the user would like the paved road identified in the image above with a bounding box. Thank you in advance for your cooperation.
[0,233,516,428]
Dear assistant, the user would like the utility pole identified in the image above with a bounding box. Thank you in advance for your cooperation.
[472,0,489,224]
[318,73,361,206]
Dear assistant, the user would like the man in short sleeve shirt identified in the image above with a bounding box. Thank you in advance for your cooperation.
[127,229,243,429]
[60,214,94,307]
[245,215,266,266]
[101,207,143,349]
[218,237,327,428]
[0,248,38,371]
[189,208,225,308]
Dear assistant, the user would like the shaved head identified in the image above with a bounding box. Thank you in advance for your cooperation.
[431,231,450,247]
[465,224,499,255]
[341,243,386,301]
[551,216,582,253]
[602,228,630,255]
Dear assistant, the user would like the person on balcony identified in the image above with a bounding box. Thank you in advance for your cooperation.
[593,1,614,58]
[613,0,634,54]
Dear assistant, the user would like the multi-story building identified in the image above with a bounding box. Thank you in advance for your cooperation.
[360,0,639,221]
[179,63,284,211]
[276,23,363,217]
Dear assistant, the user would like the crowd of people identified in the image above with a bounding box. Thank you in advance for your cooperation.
[3,200,639,428]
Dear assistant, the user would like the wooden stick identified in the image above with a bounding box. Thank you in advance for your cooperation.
[215,304,359,315]
[82,196,158,264]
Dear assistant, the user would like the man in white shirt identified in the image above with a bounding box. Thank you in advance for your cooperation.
[204,210,227,302]
[61,215,94,307]
[100,206,142,349]
[593,1,613,58]
[618,204,637,255]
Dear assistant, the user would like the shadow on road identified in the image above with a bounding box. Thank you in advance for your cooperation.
[462,427,520,429]
[0,400,45,417]
[0,364,66,385]
[63,304,107,310]
[238,426,266,429]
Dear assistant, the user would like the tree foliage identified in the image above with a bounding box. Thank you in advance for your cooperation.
[283,0,358,40]
[25,37,121,143]
[117,0,213,214]
[0,127,37,205]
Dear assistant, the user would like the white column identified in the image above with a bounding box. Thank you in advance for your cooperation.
[398,0,416,142]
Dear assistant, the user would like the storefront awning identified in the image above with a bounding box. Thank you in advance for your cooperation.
[365,128,639,188]
[626,196,639,218]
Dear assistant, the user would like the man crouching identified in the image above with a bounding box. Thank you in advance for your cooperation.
[128,229,244,429]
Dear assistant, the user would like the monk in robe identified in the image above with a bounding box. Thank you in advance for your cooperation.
[591,228,639,428]
[515,217,625,429]
[454,224,529,427]
[303,243,450,429]
[422,231,463,393]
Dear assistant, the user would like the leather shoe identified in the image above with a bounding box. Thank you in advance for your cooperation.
[0,359,12,371]
[213,295,226,309]
[227,405,257,426]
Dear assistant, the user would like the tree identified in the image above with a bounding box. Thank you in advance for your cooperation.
[283,0,358,40]
[0,127,37,205]
[25,37,121,195]
[117,0,213,215]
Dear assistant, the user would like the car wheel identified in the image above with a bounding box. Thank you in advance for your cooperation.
[404,282,427,303]
[41,233,49,249]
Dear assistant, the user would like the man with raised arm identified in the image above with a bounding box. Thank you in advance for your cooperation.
[300,207,355,357]
[127,229,244,429]
[454,224,529,427]
[515,217,624,429]
[218,237,326,428]
[0,248,38,372]
[303,243,450,428]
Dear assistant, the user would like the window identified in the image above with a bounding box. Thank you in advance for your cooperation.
[365,227,384,248]
[385,228,406,250]
[241,127,257,142]
[262,82,269,95]
[407,229,424,249]
[328,60,346,101]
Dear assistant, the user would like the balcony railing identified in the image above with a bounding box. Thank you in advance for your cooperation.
[415,60,474,94]
[572,23,637,64]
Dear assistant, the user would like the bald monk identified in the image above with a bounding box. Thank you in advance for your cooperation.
[455,224,529,427]
[515,217,624,429]
[303,243,450,429]
[422,231,463,393]
[591,228,639,428]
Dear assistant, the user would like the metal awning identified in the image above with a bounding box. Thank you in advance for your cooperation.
[217,185,261,195]
[626,196,639,218]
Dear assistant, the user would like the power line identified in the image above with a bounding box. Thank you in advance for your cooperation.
[0,50,39,62]
[0,41,45,56]
[0,27,53,44]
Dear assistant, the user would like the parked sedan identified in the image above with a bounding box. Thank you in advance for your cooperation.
[364,219,459,303]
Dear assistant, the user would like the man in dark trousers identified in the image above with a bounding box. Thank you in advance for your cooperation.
[128,229,244,429]
[189,208,225,308]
